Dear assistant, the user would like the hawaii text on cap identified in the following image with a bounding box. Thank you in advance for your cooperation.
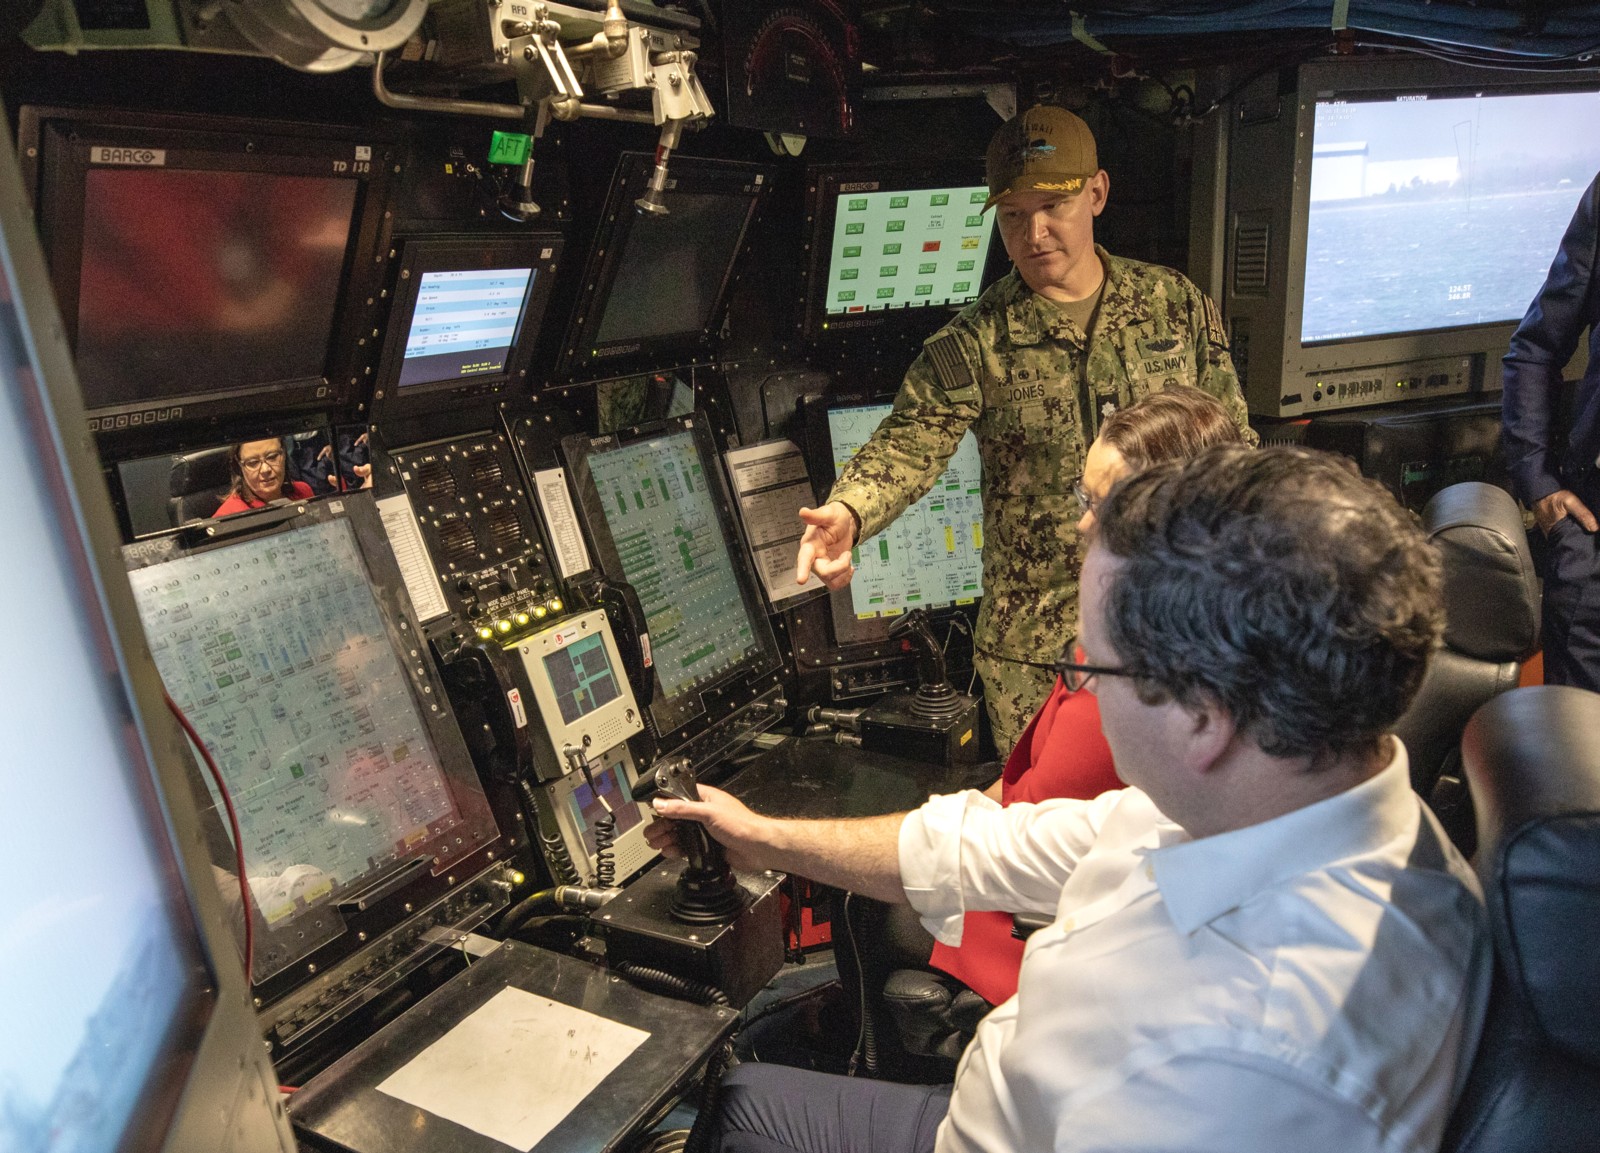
[984,106,1100,209]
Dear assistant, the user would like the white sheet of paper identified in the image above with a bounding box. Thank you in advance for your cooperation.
[724,440,817,605]
[376,493,450,622]
[377,985,650,1152]
[533,468,593,579]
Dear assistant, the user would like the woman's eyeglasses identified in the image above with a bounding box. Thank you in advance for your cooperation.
[240,449,285,473]
[1072,477,1100,516]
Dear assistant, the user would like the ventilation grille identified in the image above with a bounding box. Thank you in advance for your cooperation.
[436,519,479,569]
[485,506,523,553]
[1232,218,1270,296]
[469,456,505,492]
[414,459,456,502]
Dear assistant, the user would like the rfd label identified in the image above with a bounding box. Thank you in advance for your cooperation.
[90,147,165,166]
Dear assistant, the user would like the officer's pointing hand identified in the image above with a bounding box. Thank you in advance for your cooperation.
[795,503,857,589]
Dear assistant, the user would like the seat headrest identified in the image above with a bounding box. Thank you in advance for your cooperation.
[1462,686,1600,1068]
[1422,482,1540,663]
[168,448,232,496]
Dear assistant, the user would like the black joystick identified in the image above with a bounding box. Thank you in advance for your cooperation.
[653,758,746,924]
[889,610,966,722]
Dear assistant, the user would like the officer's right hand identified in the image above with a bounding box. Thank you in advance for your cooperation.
[1533,489,1599,535]
[795,502,857,589]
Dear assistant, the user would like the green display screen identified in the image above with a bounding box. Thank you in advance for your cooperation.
[823,185,994,317]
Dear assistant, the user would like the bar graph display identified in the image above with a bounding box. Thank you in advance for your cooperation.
[829,403,984,618]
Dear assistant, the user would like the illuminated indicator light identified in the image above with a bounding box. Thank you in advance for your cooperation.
[922,240,941,253]
[532,605,548,618]
[514,613,530,626]
[496,619,512,633]
[549,598,562,611]
[477,627,494,640]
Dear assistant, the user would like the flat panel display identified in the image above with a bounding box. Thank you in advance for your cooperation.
[1304,87,1600,344]
[556,155,770,380]
[821,185,994,317]
[569,758,645,857]
[76,167,357,409]
[543,631,623,724]
[126,509,494,979]
[21,106,396,437]
[564,416,784,749]
[827,402,984,617]
[1,323,206,1153]
[399,267,535,387]
[588,429,759,699]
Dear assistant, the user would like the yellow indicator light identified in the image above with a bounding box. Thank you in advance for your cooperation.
[514,613,530,626]
[532,605,548,619]
[549,598,563,612]
[476,627,494,640]
[495,619,512,633]
[509,870,526,885]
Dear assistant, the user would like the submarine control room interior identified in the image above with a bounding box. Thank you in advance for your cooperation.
[2,1,1600,1150]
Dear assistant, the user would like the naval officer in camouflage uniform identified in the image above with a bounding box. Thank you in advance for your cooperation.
[795,105,1254,751]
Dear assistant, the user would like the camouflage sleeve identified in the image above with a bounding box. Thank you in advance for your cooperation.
[1188,283,1259,447]
[827,324,985,542]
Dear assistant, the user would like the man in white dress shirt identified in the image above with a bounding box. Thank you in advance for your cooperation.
[648,445,1491,1153]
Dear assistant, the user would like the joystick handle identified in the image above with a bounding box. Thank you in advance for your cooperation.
[652,757,744,924]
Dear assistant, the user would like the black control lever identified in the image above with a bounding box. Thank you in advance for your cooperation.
[651,757,744,924]
[888,609,964,721]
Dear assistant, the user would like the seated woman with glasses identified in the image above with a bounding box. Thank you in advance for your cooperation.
[926,384,1251,1007]
[214,437,315,518]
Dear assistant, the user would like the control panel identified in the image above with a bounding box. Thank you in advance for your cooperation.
[1277,354,1477,416]
[385,431,566,643]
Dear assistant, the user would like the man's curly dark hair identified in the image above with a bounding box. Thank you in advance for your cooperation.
[1093,444,1444,764]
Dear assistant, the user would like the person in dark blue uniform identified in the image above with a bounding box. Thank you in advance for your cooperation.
[1503,172,1600,691]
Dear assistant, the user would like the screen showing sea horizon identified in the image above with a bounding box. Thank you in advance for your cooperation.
[827,404,983,618]
[399,267,534,388]
[823,185,995,317]
[1304,86,1600,344]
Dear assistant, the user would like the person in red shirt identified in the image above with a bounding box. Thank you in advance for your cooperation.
[214,437,314,518]
[928,385,1251,1005]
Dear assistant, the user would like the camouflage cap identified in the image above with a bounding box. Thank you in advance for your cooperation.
[984,105,1099,209]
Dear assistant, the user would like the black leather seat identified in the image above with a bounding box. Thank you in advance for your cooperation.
[1442,686,1600,1152]
[167,447,234,525]
[1392,482,1539,849]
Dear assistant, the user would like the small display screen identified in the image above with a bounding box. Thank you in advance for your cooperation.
[593,192,751,346]
[828,403,984,617]
[587,430,759,699]
[569,763,643,857]
[75,166,358,409]
[1304,87,1600,343]
[823,185,995,317]
[398,267,535,388]
[542,632,622,725]
[127,517,464,930]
